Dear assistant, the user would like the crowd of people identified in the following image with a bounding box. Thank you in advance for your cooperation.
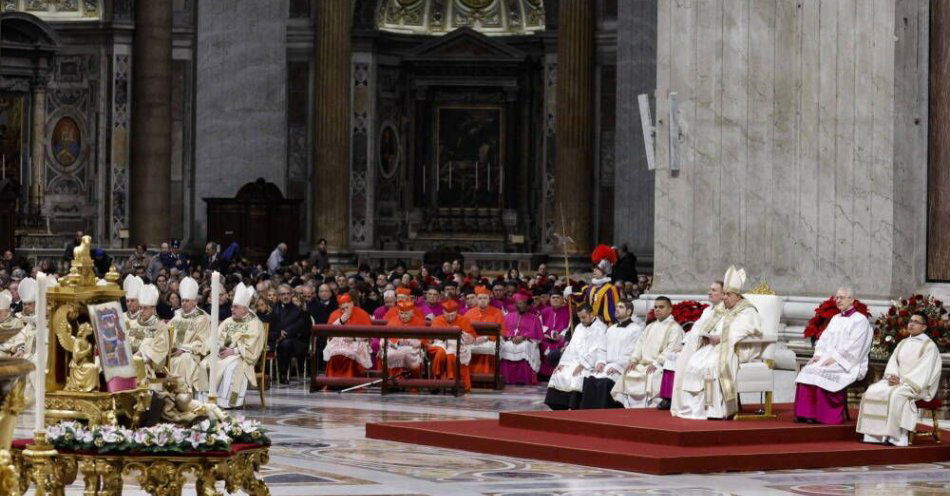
[0,235,937,448]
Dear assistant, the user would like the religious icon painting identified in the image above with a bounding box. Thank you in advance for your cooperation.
[435,105,504,208]
[51,116,82,168]
[87,301,137,392]
[379,121,400,180]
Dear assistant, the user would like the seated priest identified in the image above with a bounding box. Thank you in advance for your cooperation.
[499,292,544,385]
[582,299,643,409]
[384,300,426,378]
[430,299,477,392]
[168,277,211,393]
[418,286,444,322]
[323,293,374,378]
[670,266,762,420]
[130,284,171,381]
[209,283,266,408]
[794,287,873,424]
[539,290,571,378]
[0,290,26,358]
[545,304,606,410]
[662,281,725,410]
[464,286,507,377]
[857,311,942,446]
[610,297,682,409]
[373,290,396,320]
[383,287,424,321]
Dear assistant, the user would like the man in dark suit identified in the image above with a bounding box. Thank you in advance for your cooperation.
[270,284,310,384]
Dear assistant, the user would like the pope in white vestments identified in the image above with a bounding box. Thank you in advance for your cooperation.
[671,266,763,420]
[611,297,683,408]
[209,283,266,408]
[794,288,873,424]
[857,313,942,446]
[544,305,607,410]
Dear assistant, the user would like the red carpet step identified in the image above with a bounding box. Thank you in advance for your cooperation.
[365,404,950,474]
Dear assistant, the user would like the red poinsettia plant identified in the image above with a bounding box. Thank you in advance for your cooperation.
[874,294,950,353]
[803,297,871,341]
[646,300,708,330]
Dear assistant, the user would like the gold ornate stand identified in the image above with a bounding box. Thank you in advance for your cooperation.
[12,445,270,496]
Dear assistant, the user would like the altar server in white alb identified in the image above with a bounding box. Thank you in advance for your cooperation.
[610,297,683,409]
[794,287,873,424]
[580,299,643,409]
[671,266,762,420]
[544,304,606,410]
[857,311,942,446]
[210,283,266,408]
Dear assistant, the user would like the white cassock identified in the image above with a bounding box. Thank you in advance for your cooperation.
[857,333,942,446]
[671,300,761,419]
[547,319,607,393]
[795,311,873,393]
[592,318,644,380]
[610,317,683,408]
[664,305,719,373]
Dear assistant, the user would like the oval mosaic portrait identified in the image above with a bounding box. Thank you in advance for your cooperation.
[51,116,82,167]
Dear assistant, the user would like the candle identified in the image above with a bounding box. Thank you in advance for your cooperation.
[209,271,220,399]
[2,155,5,180]
[475,161,479,190]
[34,274,48,433]
[448,162,452,190]
[487,161,491,193]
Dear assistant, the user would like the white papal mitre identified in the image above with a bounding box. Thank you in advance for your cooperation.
[179,277,199,301]
[139,284,160,307]
[722,265,747,294]
[233,283,255,308]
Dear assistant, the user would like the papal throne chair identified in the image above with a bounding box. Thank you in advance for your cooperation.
[734,293,783,420]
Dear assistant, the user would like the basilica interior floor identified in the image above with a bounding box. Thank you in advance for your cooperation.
[13,374,950,496]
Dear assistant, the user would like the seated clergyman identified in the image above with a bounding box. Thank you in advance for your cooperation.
[610,297,681,409]
[670,266,762,420]
[857,311,942,446]
[793,287,873,424]
[544,304,606,410]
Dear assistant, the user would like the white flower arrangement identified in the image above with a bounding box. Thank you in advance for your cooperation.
[44,416,269,454]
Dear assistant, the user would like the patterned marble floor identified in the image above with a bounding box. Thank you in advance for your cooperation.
[15,373,950,495]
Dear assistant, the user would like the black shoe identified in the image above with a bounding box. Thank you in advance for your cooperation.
[656,399,671,410]
[794,416,811,423]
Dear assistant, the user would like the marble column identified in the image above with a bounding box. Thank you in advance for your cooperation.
[312,0,352,250]
[554,0,595,254]
[130,0,172,245]
[29,80,46,217]
[929,0,950,280]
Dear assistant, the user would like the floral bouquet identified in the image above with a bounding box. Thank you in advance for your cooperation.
[646,300,708,330]
[874,294,950,353]
[803,297,871,342]
[45,416,269,454]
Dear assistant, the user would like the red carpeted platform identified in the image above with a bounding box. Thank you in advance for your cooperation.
[365,404,950,474]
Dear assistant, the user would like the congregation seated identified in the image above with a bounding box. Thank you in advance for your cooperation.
[794,287,873,424]
[857,311,943,446]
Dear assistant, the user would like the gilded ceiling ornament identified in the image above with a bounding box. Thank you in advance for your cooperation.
[459,0,494,9]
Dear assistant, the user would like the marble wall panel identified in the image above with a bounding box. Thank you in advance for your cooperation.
[193,0,288,242]
[652,0,929,299]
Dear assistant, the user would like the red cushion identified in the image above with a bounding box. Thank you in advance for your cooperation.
[12,439,31,450]
[916,399,943,410]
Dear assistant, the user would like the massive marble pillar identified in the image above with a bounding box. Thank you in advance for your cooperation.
[553,0,595,254]
[312,0,352,250]
[130,0,172,245]
[614,0,656,260]
[29,81,46,217]
[929,0,950,280]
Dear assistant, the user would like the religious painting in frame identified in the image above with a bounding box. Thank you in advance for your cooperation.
[87,301,137,392]
[51,116,82,168]
[434,105,504,208]
[0,95,25,185]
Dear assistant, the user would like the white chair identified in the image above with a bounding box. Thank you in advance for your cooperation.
[735,293,783,420]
